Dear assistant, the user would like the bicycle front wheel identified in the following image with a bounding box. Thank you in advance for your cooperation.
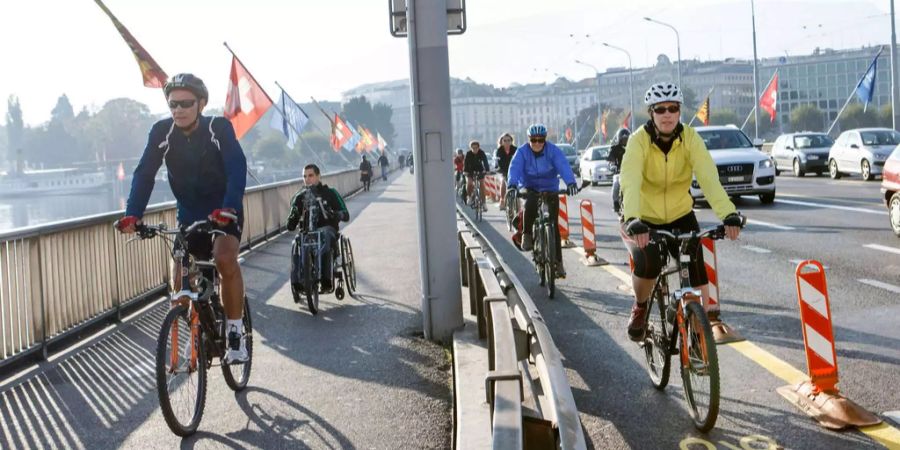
[156,304,207,437]
[680,301,720,432]
[543,225,556,299]
[304,249,320,315]
[222,297,253,391]
[643,282,672,390]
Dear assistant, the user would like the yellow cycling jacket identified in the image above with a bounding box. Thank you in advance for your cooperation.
[620,124,736,225]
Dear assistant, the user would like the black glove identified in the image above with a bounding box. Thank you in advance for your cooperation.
[624,218,649,236]
[566,183,578,196]
[337,210,350,222]
[723,212,745,228]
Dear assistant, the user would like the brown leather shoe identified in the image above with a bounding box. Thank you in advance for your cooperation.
[627,302,649,341]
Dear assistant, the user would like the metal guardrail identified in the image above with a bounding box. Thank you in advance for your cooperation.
[457,207,587,450]
[0,169,362,370]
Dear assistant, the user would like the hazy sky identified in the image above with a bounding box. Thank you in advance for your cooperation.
[1,0,894,125]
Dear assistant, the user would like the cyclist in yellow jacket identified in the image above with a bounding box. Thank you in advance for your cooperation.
[620,82,745,341]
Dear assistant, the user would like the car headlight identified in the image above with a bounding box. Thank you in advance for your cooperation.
[759,159,773,168]
[875,153,888,161]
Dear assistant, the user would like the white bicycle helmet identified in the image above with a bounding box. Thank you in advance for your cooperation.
[644,83,683,106]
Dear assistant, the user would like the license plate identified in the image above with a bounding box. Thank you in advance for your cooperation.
[807,155,819,160]
[727,176,745,182]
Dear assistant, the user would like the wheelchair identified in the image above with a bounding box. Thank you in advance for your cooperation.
[290,230,357,315]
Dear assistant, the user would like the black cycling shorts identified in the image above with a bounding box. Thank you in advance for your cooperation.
[621,211,708,286]
[181,214,244,261]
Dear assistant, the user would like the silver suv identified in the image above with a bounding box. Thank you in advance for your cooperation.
[828,128,900,181]
[693,126,777,204]
[771,132,833,177]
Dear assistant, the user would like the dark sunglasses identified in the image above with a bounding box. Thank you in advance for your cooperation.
[652,105,680,114]
[530,138,546,144]
[168,99,197,109]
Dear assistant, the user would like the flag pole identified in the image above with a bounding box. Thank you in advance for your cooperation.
[827,46,884,136]
[742,70,777,132]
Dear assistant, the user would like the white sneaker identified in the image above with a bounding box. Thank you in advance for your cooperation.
[224,326,248,364]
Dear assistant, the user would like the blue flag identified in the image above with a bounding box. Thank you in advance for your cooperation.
[269,90,309,149]
[855,49,882,112]
[343,119,361,152]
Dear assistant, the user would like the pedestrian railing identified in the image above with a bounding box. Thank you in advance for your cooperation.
[457,208,586,450]
[0,169,362,371]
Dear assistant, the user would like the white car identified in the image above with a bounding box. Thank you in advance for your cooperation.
[579,145,613,185]
[693,126,777,204]
[828,128,900,181]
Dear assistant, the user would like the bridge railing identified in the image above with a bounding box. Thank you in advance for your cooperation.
[0,168,362,370]
[457,207,586,450]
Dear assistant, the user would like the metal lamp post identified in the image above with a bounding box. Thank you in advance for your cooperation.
[575,59,602,144]
[644,17,682,89]
[603,42,635,130]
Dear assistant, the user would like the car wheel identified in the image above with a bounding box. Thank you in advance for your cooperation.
[861,159,873,181]
[759,191,775,204]
[774,160,781,176]
[829,159,842,179]
[890,193,900,238]
[793,159,805,177]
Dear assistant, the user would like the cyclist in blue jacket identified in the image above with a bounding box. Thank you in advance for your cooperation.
[116,73,249,364]
[507,123,578,277]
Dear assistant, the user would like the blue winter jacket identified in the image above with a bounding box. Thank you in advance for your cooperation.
[506,141,577,192]
[126,116,247,224]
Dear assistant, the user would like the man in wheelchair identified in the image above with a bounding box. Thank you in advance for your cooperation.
[286,164,350,294]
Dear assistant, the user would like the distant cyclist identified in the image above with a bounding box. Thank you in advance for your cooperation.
[507,124,578,278]
[464,140,490,211]
[620,82,744,341]
[494,133,517,210]
[116,73,249,363]
[608,127,630,215]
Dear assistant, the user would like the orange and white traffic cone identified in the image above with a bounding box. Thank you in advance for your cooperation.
[558,195,574,248]
[701,237,744,344]
[776,260,881,430]
[578,200,606,266]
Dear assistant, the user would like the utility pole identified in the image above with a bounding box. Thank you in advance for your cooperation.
[751,0,761,140]
[891,0,899,129]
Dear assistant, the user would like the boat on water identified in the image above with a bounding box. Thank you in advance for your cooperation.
[0,168,112,197]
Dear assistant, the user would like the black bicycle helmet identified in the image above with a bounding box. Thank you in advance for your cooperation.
[164,73,209,101]
[611,128,631,147]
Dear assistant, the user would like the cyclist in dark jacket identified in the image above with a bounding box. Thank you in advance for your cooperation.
[608,128,631,215]
[464,140,490,210]
[117,73,249,363]
[287,164,350,291]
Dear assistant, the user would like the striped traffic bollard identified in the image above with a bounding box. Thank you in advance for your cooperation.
[558,195,573,248]
[700,237,744,344]
[776,260,881,430]
[578,200,606,266]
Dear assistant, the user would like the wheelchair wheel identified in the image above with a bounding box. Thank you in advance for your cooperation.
[303,250,319,315]
[341,236,357,295]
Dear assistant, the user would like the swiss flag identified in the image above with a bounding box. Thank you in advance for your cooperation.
[331,114,352,151]
[759,73,778,123]
[224,56,273,139]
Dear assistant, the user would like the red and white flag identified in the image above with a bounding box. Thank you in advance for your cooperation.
[759,73,778,123]
[331,114,352,151]
[224,56,272,139]
[621,111,632,130]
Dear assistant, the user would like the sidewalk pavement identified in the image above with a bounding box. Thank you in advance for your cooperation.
[0,170,452,449]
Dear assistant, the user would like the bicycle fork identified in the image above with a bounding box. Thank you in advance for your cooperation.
[674,288,708,369]
[169,305,201,374]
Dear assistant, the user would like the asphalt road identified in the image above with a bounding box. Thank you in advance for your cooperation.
[467,172,900,449]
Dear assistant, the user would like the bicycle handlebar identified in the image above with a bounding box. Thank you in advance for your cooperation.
[650,225,726,242]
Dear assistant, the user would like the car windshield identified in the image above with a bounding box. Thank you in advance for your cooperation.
[860,130,900,146]
[590,148,609,160]
[698,129,753,150]
[558,145,577,156]
[793,134,833,149]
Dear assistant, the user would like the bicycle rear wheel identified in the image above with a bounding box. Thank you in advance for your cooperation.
[304,250,320,315]
[680,301,720,432]
[643,281,672,389]
[156,304,207,437]
[474,194,483,222]
[341,236,357,295]
[222,298,253,391]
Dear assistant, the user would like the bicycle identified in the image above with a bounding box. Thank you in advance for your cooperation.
[504,189,518,232]
[290,191,356,315]
[518,181,587,299]
[638,224,737,432]
[121,219,253,437]
[468,171,489,222]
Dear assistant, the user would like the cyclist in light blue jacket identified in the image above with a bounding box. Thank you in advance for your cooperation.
[507,124,578,275]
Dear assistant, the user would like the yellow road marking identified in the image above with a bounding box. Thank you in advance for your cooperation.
[602,264,632,285]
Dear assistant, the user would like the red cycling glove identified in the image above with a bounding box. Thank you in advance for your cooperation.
[209,208,237,226]
[115,216,139,232]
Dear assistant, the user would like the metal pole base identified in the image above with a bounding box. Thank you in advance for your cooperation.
[777,381,882,430]
[560,239,575,249]
[581,254,608,267]
[710,319,745,344]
